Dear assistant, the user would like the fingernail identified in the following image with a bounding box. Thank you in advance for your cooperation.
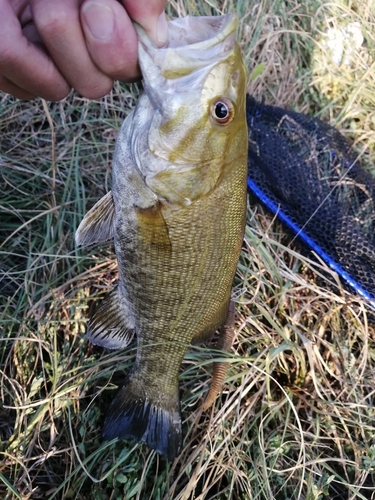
[82,1,115,40]
[156,12,168,46]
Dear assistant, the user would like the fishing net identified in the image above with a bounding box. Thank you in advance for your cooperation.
[245,95,375,305]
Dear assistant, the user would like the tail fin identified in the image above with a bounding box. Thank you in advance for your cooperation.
[102,376,182,461]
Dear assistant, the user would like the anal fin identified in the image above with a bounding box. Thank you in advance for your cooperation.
[76,191,115,247]
[88,285,135,349]
[202,301,236,411]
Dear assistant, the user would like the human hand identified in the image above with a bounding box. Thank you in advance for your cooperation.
[0,0,168,100]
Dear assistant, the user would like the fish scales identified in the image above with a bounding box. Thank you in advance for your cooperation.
[117,165,246,345]
[76,13,248,460]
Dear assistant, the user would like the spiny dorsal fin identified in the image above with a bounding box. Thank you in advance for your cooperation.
[88,286,135,349]
[76,191,115,247]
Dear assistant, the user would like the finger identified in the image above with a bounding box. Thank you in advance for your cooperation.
[0,0,70,101]
[123,0,168,47]
[0,75,36,100]
[81,0,139,82]
[31,0,114,99]
[18,2,32,25]
[22,22,43,45]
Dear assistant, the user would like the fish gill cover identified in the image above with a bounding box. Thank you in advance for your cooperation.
[245,95,375,306]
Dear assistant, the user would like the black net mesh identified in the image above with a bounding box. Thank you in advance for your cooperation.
[246,95,375,304]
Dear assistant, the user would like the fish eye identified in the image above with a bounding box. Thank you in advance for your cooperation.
[211,98,234,125]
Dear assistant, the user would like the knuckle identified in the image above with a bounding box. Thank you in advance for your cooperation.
[75,78,114,99]
[91,46,138,81]
[43,87,71,101]
[0,77,35,100]
[105,59,136,79]
[0,42,17,67]
[39,69,72,100]
[33,8,72,40]
[31,63,71,100]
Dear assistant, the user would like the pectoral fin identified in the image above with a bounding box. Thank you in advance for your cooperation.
[76,191,115,247]
[88,286,135,349]
[136,201,172,253]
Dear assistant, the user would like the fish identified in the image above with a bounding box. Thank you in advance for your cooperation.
[75,13,248,461]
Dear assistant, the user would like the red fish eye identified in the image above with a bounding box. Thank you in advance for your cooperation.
[211,98,234,125]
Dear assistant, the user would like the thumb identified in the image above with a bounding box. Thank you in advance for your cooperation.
[81,0,140,82]
[122,0,168,47]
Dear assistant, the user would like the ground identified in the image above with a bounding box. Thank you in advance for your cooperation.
[1,0,375,498]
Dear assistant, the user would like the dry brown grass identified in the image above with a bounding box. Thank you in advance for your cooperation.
[1,0,375,498]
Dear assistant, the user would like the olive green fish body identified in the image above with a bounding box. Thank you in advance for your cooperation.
[117,156,247,355]
[76,13,248,460]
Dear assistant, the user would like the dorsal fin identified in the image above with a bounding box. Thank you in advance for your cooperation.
[75,191,115,247]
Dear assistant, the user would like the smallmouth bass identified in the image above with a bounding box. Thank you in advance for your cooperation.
[76,13,248,460]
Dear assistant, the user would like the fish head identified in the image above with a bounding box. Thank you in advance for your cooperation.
[133,14,247,205]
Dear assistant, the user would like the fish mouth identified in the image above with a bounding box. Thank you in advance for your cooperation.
[135,13,238,80]
[164,14,237,50]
